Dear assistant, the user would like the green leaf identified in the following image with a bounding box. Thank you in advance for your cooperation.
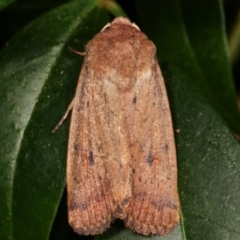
[0,0,15,11]
[0,0,111,239]
[165,64,240,239]
[102,0,127,17]
[134,0,240,134]
[180,0,240,135]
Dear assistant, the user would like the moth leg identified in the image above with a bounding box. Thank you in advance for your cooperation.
[68,46,85,56]
[52,98,75,132]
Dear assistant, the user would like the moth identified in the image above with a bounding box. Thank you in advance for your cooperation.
[53,17,179,236]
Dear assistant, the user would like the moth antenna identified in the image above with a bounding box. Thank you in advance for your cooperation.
[100,23,111,32]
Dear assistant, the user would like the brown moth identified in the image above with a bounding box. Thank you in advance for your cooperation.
[53,17,179,236]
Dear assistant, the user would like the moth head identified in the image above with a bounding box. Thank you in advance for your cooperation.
[100,17,140,32]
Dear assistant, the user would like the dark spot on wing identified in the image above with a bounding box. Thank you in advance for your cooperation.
[147,153,154,165]
[69,201,88,211]
[163,144,168,151]
[73,176,80,183]
[104,93,108,103]
[121,196,130,208]
[165,201,178,210]
[132,191,145,202]
[88,151,94,165]
[74,144,79,151]
[132,96,137,104]
[76,106,81,112]
[151,200,178,211]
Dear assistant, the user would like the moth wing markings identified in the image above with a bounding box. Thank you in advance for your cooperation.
[97,77,132,219]
[124,61,180,235]
[67,62,114,235]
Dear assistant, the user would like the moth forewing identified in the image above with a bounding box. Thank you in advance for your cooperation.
[123,58,179,235]
[55,16,179,236]
[66,62,114,235]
